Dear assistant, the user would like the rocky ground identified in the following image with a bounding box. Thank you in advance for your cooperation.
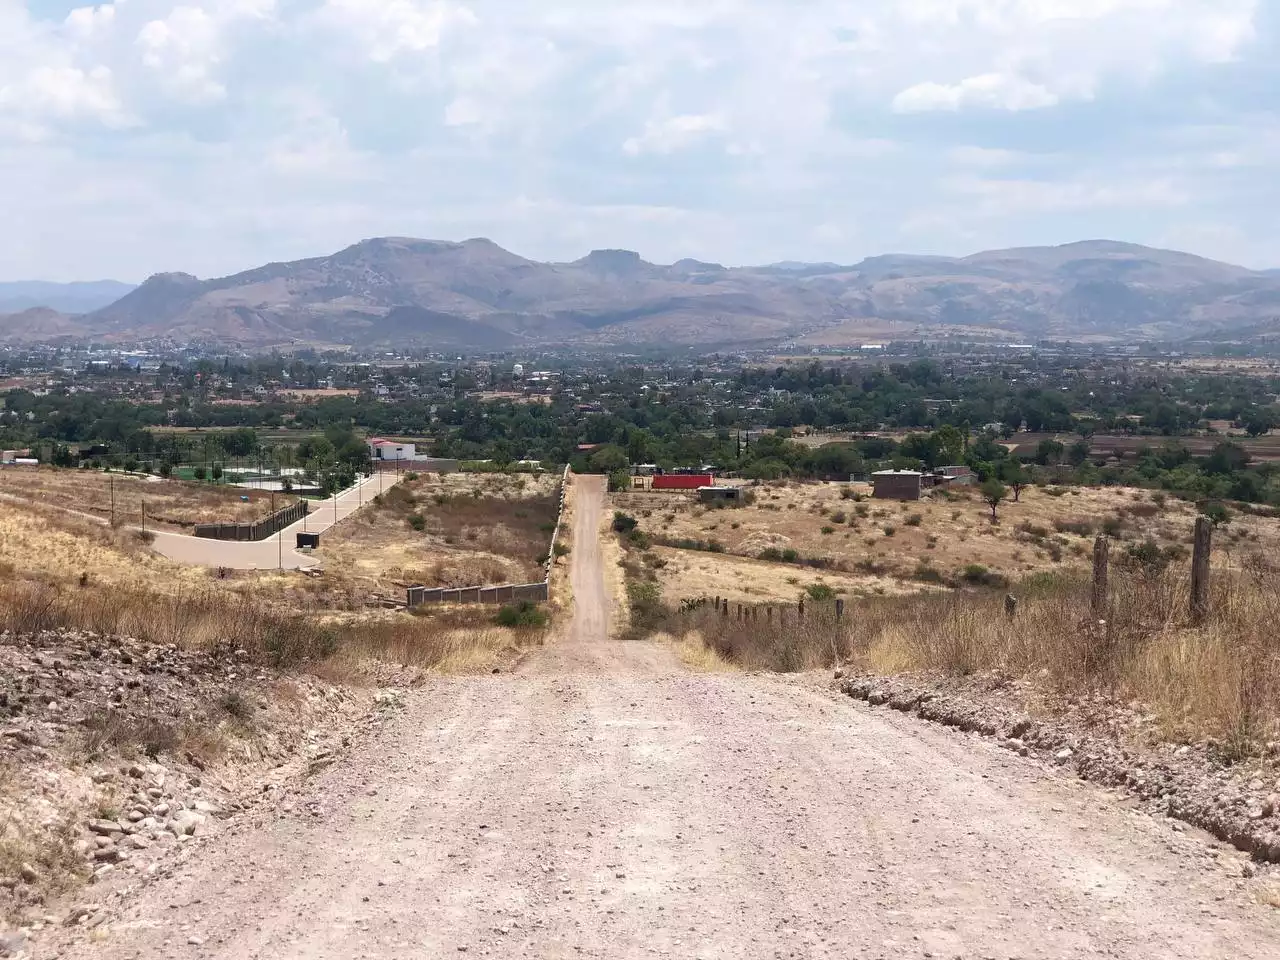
[840,671,1280,871]
[0,628,398,957]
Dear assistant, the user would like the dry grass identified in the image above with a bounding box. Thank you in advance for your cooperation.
[849,560,1280,755]
[612,482,1263,594]
[0,465,286,530]
[0,500,212,592]
[319,471,559,596]
[668,602,853,673]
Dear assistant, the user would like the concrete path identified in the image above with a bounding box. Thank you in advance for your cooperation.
[147,472,399,571]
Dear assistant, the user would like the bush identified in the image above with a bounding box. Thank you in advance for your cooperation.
[781,548,800,563]
[553,541,570,557]
[612,512,638,534]
[758,547,783,562]
[1101,516,1126,538]
[882,525,896,537]
[408,513,426,531]
[905,513,923,527]
[1053,518,1094,537]
[494,601,549,629]
[158,462,173,478]
[960,564,1008,587]
[211,465,223,481]
[806,583,836,602]
[821,526,835,535]
[405,471,419,481]
[193,466,207,481]
[855,504,870,518]
[913,563,946,585]
[831,511,847,524]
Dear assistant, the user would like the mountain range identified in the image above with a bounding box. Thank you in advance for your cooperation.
[3,238,1278,349]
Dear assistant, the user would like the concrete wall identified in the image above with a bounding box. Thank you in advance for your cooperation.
[872,474,922,501]
[194,499,309,541]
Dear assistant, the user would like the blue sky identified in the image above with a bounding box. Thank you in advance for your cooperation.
[1,0,1276,282]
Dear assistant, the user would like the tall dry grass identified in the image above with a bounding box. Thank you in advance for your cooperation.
[668,559,1280,754]
[0,580,544,676]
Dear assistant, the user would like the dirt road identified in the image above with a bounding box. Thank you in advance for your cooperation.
[57,478,1280,959]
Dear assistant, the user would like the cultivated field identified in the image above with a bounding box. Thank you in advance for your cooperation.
[318,471,560,597]
[612,480,1280,605]
[0,466,286,531]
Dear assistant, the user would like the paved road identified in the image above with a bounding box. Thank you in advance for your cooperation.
[149,472,399,570]
[58,476,1280,959]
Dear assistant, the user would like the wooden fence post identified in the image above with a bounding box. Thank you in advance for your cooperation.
[1091,536,1109,619]
[798,598,805,621]
[1004,594,1017,619]
[766,607,773,624]
[1191,516,1212,623]
[835,598,844,621]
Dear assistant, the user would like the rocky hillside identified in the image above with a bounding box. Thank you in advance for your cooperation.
[11,239,1280,348]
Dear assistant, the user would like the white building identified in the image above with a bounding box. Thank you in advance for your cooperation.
[368,438,416,461]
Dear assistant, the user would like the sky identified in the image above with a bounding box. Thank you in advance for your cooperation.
[2,0,1277,282]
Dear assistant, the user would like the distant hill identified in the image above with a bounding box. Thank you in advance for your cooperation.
[9,238,1280,348]
[0,280,135,314]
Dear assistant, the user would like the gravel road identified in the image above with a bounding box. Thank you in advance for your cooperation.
[58,478,1280,959]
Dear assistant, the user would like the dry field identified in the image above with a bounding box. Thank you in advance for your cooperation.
[612,480,1280,604]
[318,471,560,597]
[0,466,285,531]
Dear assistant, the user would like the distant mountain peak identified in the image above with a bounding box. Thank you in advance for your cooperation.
[576,249,648,273]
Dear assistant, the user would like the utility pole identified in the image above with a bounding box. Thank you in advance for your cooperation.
[140,499,145,537]
[110,474,115,526]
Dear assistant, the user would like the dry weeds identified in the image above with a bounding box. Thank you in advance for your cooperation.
[612,481,1266,596]
[0,465,285,530]
[319,471,559,597]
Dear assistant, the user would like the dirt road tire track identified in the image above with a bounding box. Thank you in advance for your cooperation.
[54,477,1280,959]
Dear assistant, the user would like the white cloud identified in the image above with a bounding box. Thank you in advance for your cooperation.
[0,0,1277,278]
[319,0,477,62]
[623,113,727,156]
[136,1,277,103]
[894,74,1060,113]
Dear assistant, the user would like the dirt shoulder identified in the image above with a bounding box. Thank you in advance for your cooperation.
[0,628,391,946]
[841,670,1280,868]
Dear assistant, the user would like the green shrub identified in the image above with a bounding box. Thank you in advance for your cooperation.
[494,602,549,629]
[408,513,426,532]
[805,583,836,602]
[960,564,1008,588]
[831,511,847,524]
[821,526,835,535]
[781,548,800,563]
[758,547,783,562]
[612,512,638,533]
[904,513,923,527]
[882,525,896,537]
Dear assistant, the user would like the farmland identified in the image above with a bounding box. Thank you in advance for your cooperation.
[316,471,561,598]
[0,465,289,532]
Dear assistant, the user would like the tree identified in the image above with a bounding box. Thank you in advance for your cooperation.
[1000,460,1030,502]
[1035,438,1065,466]
[1244,410,1275,438]
[211,463,224,482]
[193,465,207,481]
[980,479,1008,521]
[588,444,628,474]
[1199,500,1232,527]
